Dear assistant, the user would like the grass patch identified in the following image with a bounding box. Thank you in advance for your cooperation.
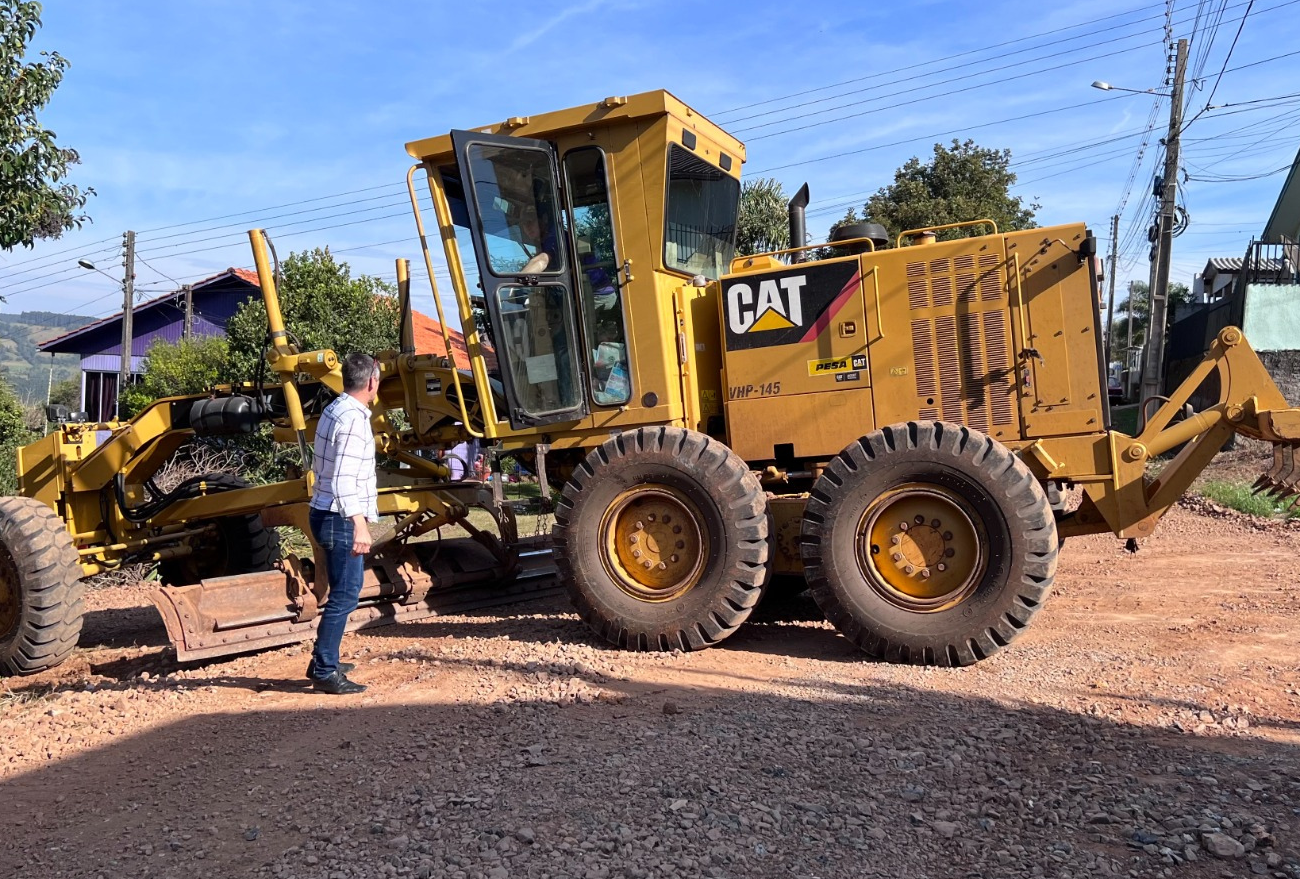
[1196,479,1300,519]
[1109,403,1140,437]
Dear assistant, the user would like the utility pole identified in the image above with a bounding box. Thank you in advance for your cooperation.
[118,230,136,419]
[1125,280,1136,399]
[1139,37,1188,408]
[182,284,193,339]
[1104,213,1119,366]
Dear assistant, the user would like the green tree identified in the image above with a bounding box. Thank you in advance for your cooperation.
[834,139,1037,244]
[48,376,78,407]
[1111,281,1192,353]
[0,375,33,495]
[1,0,93,251]
[225,248,399,382]
[118,336,229,418]
[735,177,789,257]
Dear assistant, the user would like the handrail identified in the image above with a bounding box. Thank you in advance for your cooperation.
[865,266,884,340]
[405,164,497,439]
[898,219,998,247]
[730,237,877,273]
[1010,252,1030,352]
[248,229,312,466]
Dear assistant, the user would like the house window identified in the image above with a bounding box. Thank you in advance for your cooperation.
[83,371,136,422]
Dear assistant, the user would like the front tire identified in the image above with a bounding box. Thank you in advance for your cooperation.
[801,422,1057,666]
[157,474,276,585]
[0,497,85,676]
[553,427,768,651]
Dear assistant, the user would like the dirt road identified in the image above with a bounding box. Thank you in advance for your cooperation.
[3,497,1299,879]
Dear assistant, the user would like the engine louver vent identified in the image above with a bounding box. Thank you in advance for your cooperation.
[905,252,1016,431]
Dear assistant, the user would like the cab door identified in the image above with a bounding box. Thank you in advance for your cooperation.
[451,130,589,429]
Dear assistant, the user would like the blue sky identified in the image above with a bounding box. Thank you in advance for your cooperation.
[3,0,1299,325]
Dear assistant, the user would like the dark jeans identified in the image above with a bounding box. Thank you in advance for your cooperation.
[308,507,365,679]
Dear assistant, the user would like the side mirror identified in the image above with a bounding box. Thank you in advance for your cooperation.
[45,404,70,423]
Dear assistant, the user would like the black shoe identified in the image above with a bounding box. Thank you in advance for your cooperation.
[305,659,355,680]
[311,671,366,695]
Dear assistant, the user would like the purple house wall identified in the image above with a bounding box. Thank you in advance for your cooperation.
[39,268,261,420]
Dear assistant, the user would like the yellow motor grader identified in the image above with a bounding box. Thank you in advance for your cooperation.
[6,89,1300,676]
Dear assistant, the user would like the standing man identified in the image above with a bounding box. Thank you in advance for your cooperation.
[306,352,380,695]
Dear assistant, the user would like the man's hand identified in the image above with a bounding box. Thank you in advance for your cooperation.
[351,516,372,556]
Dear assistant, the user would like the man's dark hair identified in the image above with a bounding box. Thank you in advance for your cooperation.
[341,352,377,393]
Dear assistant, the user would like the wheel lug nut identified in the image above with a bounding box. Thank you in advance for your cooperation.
[914,515,925,525]
[890,535,900,546]
[945,548,955,558]
[672,525,682,534]
[931,519,940,528]
[635,520,644,529]
[899,522,909,531]
[937,563,947,572]
[647,514,656,523]
[643,560,653,569]
[904,565,915,575]
[891,552,902,562]
[921,569,932,579]
[629,534,639,544]
[943,532,953,541]
[662,515,671,524]
[670,554,679,563]
[632,550,641,559]
[676,540,685,549]
[657,562,667,570]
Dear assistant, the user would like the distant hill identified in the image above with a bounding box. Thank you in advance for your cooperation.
[0,310,95,403]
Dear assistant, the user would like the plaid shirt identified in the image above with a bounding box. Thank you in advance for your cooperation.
[310,392,378,521]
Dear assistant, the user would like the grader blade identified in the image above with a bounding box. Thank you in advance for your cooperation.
[151,537,558,663]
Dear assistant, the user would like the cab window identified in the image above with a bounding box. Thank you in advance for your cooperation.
[463,143,566,277]
[563,148,630,406]
[663,144,739,280]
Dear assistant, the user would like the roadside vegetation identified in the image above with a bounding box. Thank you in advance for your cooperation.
[1195,478,1300,519]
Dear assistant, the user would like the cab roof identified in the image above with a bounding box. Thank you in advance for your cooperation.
[403,89,746,166]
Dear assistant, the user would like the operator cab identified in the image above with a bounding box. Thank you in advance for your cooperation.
[406,91,745,434]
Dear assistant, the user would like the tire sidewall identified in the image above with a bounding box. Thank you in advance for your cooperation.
[805,423,1057,663]
[820,454,1017,644]
[556,428,768,649]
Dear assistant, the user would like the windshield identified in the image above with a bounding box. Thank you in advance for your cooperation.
[663,144,739,280]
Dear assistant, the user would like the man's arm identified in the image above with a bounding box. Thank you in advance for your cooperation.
[328,410,375,556]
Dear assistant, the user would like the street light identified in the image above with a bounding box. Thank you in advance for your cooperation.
[1090,81,1168,96]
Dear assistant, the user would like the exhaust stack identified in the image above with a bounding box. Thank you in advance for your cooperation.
[788,183,810,263]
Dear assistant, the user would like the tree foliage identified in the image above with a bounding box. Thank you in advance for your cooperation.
[1110,280,1192,355]
[833,139,1038,244]
[48,376,78,407]
[1,0,93,251]
[225,248,399,382]
[119,336,229,418]
[736,177,789,257]
[0,375,32,495]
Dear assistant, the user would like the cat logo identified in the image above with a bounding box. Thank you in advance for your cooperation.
[726,275,807,334]
[808,356,851,377]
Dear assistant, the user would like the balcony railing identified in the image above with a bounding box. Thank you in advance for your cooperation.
[1237,239,1300,291]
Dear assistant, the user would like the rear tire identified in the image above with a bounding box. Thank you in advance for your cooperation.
[0,497,85,676]
[801,422,1057,666]
[158,474,276,585]
[553,427,768,651]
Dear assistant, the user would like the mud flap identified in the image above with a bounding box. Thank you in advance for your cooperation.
[150,537,558,663]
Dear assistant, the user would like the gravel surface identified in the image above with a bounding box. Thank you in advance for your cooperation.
[3,498,1299,879]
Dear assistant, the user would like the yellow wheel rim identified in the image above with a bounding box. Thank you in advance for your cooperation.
[855,484,986,612]
[600,487,708,602]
